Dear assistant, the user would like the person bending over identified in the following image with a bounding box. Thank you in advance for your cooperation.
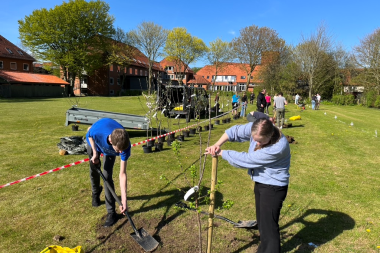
[205,119,291,253]
[86,118,131,227]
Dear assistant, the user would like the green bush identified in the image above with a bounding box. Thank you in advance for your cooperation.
[332,94,345,105]
[344,94,355,105]
[374,95,380,108]
[366,91,377,107]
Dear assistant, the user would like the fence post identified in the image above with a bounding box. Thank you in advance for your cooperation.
[207,155,218,253]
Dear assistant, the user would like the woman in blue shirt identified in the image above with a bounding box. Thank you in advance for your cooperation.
[205,119,290,253]
[231,92,240,115]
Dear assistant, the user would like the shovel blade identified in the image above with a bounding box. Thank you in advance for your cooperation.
[130,228,159,252]
[233,220,258,228]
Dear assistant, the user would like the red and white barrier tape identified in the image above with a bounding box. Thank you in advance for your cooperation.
[0,108,237,189]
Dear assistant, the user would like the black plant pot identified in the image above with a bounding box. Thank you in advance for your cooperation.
[210,124,214,129]
[177,135,185,142]
[204,125,209,131]
[233,115,239,120]
[167,138,173,146]
[214,120,220,125]
[189,128,196,135]
[158,136,165,142]
[147,139,155,147]
[197,126,202,132]
[183,130,190,137]
[170,133,176,140]
[226,118,231,123]
[155,142,164,151]
[222,119,227,124]
[142,145,152,153]
[72,125,79,131]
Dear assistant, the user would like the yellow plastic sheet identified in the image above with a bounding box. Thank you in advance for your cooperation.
[289,115,301,121]
[40,245,83,253]
[174,105,183,111]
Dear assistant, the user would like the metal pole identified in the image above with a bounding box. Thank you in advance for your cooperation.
[207,155,218,253]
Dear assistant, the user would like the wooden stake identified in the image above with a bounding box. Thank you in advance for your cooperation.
[207,155,218,253]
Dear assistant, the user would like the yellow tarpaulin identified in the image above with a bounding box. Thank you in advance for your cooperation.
[40,245,83,253]
[289,115,301,121]
[174,105,183,111]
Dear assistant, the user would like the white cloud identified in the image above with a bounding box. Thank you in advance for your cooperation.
[228,30,236,35]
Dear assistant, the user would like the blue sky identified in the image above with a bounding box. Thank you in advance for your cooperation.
[2,0,379,67]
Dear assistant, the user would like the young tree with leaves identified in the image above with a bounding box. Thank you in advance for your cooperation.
[164,28,207,85]
[18,0,115,95]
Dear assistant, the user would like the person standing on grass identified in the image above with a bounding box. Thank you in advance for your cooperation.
[257,89,267,113]
[316,93,321,109]
[86,118,131,227]
[265,93,271,115]
[295,93,300,105]
[250,92,255,104]
[205,118,290,253]
[311,94,317,110]
[273,92,287,129]
[240,92,248,117]
[232,91,240,116]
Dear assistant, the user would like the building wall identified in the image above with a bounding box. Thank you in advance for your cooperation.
[0,57,34,72]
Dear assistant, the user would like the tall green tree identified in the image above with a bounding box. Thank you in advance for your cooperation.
[293,24,334,99]
[18,0,115,94]
[164,27,207,85]
[354,28,380,95]
[231,25,283,88]
[127,22,168,94]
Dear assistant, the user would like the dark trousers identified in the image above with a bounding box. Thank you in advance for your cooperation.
[254,182,288,253]
[87,144,116,214]
[257,106,265,113]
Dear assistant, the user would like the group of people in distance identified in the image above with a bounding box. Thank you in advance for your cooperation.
[85,88,291,253]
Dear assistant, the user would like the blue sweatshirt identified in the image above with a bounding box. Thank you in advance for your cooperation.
[86,118,131,161]
[221,122,290,186]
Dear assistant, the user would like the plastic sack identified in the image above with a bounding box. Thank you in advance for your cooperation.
[40,245,83,253]
[174,105,183,111]
[57,136,87,155]
[289,115,301,121]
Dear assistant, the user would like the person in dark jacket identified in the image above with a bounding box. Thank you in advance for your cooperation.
[257,89,267,113]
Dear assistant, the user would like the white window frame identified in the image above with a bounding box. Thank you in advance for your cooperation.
[23,63,29,71]
[110,77,114,85]
[10,62,17,70]
[6,48,13,54]
[17,50,24,55]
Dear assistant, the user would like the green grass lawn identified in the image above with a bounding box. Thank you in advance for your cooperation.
[0,96,380,252]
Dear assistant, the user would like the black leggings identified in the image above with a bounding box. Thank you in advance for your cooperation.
[254,182,288,253]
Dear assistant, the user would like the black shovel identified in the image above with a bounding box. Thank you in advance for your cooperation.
[176,201,257,228]
[95,166,159,252]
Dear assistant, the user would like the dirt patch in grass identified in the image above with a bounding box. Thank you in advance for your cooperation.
[89,212,259,253]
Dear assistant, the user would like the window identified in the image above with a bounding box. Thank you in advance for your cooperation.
[135,69,138,75]
[129,68,133,74]
[207,76,209,79]
[241,76,246,79]
[110,77,114,85]
[109,65,113,71]
[23,63,29,71]
[17,50,24,55]
[145,70,147,76]
[239,84,246,91]
[117,78,120,85]
[6,48,13,54]
[140,70,142,76]
[0,61,3,69]
[167,66,173,71]
[117,66,120,72]
[10,62,17,70]
[109,90,114,95]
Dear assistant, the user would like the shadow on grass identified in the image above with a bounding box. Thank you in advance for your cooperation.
[280,209,355,252]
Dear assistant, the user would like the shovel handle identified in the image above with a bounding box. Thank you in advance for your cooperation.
[95,166,142,238]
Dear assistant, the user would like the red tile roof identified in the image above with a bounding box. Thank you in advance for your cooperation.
[197,63,262,83]
[159,58,194,73]
[0,35,36,61]
[0,70,69,85]
[187,74,210,84]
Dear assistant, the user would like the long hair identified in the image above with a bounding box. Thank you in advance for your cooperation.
[251,118,281,150]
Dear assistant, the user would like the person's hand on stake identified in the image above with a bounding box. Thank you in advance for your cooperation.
[205,145,223,156]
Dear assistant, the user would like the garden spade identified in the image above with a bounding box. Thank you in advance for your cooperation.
[95,167,159,252]
[176,201,257,229]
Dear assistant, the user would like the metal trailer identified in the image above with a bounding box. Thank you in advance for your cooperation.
[65,107,149,130]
